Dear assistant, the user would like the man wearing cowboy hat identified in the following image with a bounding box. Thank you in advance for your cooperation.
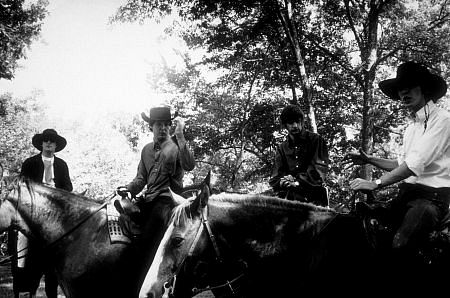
[16,128,72,298]
[21,128,73,191]
[117,106,195,201]
[344,61,450,287]
[116,106,195,284]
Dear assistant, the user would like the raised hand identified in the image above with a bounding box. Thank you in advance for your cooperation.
[173,116,186,137]
[342,148,370,167]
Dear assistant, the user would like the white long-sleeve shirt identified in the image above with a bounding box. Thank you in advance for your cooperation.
[398,101,450,188]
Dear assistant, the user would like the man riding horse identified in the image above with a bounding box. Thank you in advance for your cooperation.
[116,105,195,277]
[344,61,450,290]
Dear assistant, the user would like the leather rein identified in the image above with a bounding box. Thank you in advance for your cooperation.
[164,204,247,298]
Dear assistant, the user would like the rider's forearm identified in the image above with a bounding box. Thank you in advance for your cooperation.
[367,156,398,171]
[377,162,415,188]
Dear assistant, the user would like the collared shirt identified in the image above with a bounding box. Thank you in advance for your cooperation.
[269,130,329,191]
[398,101,450,188]
[41,155,55,187]
[127,136,195,202]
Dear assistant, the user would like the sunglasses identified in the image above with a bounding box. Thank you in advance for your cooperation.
[42,138,56,143]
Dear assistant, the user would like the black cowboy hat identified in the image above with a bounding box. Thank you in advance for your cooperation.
[32,129,67,152]
[379,61,447,102]
[141,106,174,125]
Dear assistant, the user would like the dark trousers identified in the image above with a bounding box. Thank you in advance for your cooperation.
[285,185,329,207]
[388,183,450,249]
[135,196,175,285]
[44,268,58,298]
[381,183,450,292]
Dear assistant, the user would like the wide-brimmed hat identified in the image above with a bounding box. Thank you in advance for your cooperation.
[141,106,173,125]
[379,61,447,102]
[32,129,67,152]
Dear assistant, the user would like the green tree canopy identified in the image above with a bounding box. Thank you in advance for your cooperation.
[0,0,48,80]
[0,92,47,173]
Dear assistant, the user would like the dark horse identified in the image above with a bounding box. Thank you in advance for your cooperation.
[139,174,394,298]
[0,169,185,298]
[140,174,450,298]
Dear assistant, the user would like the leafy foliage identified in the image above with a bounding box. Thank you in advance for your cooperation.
[0,92,47,174]
[2,0,450,209]
[112,0,450,203]
[0,0,48,80]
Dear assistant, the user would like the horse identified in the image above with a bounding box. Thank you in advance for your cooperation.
[0,168,185,298]
[139,173,399,298]
[8,187,89,298]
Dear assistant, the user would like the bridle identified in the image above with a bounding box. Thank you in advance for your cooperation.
[164,204,247,298]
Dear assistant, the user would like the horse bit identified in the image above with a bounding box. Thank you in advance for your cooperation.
[163,204,247,298]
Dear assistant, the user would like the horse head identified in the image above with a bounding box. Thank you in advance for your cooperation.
[0,166,28,235]
[139,171,216,298]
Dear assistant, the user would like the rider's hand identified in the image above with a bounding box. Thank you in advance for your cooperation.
[342,148,370,167]
[280,175,299,188]
[349,178,377,191]
[173,116,186,137]
[116,186,129,197]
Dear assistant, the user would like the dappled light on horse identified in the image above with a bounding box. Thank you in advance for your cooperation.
[0,172,185,298]
[140,174,386,298]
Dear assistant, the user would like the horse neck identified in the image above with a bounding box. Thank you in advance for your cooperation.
[11,182,97,245]
[207,197,336,259]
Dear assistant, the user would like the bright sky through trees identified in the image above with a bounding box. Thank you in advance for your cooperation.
[0,0,181,120]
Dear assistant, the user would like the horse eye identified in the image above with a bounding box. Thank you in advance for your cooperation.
[171,236,184,248]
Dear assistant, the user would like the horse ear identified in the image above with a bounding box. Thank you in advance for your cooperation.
[200,171,211,208]
[204,170,211,188]
[192,171,211,213]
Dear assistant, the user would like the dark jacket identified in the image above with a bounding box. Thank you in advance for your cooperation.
[21,153,73,192]
[269,130,329,206]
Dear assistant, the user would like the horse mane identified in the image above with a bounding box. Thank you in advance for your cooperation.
[170,192,336,228]
[7,174,100,207]
[208,192,333,213]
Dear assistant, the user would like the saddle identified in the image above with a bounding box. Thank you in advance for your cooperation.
[106,198,142,243]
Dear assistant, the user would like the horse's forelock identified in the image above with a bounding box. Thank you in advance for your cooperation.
[171,201,193,227]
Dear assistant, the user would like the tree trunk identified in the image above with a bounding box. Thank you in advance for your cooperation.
[359,0,380,180]
[277,0,318,133]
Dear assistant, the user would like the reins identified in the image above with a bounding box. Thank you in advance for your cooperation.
[42,191,117,251]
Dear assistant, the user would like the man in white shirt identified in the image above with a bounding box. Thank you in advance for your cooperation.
[344,61,449,288]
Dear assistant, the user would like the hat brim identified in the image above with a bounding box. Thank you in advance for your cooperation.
[379,74,447,102]
[141,112,174,124]
[141,112,151,123]
[32,134,67,152]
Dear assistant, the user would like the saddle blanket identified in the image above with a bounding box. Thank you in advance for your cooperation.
[106,201,131,244]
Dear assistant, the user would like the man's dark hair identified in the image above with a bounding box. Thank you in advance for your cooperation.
[280,104,305,125]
